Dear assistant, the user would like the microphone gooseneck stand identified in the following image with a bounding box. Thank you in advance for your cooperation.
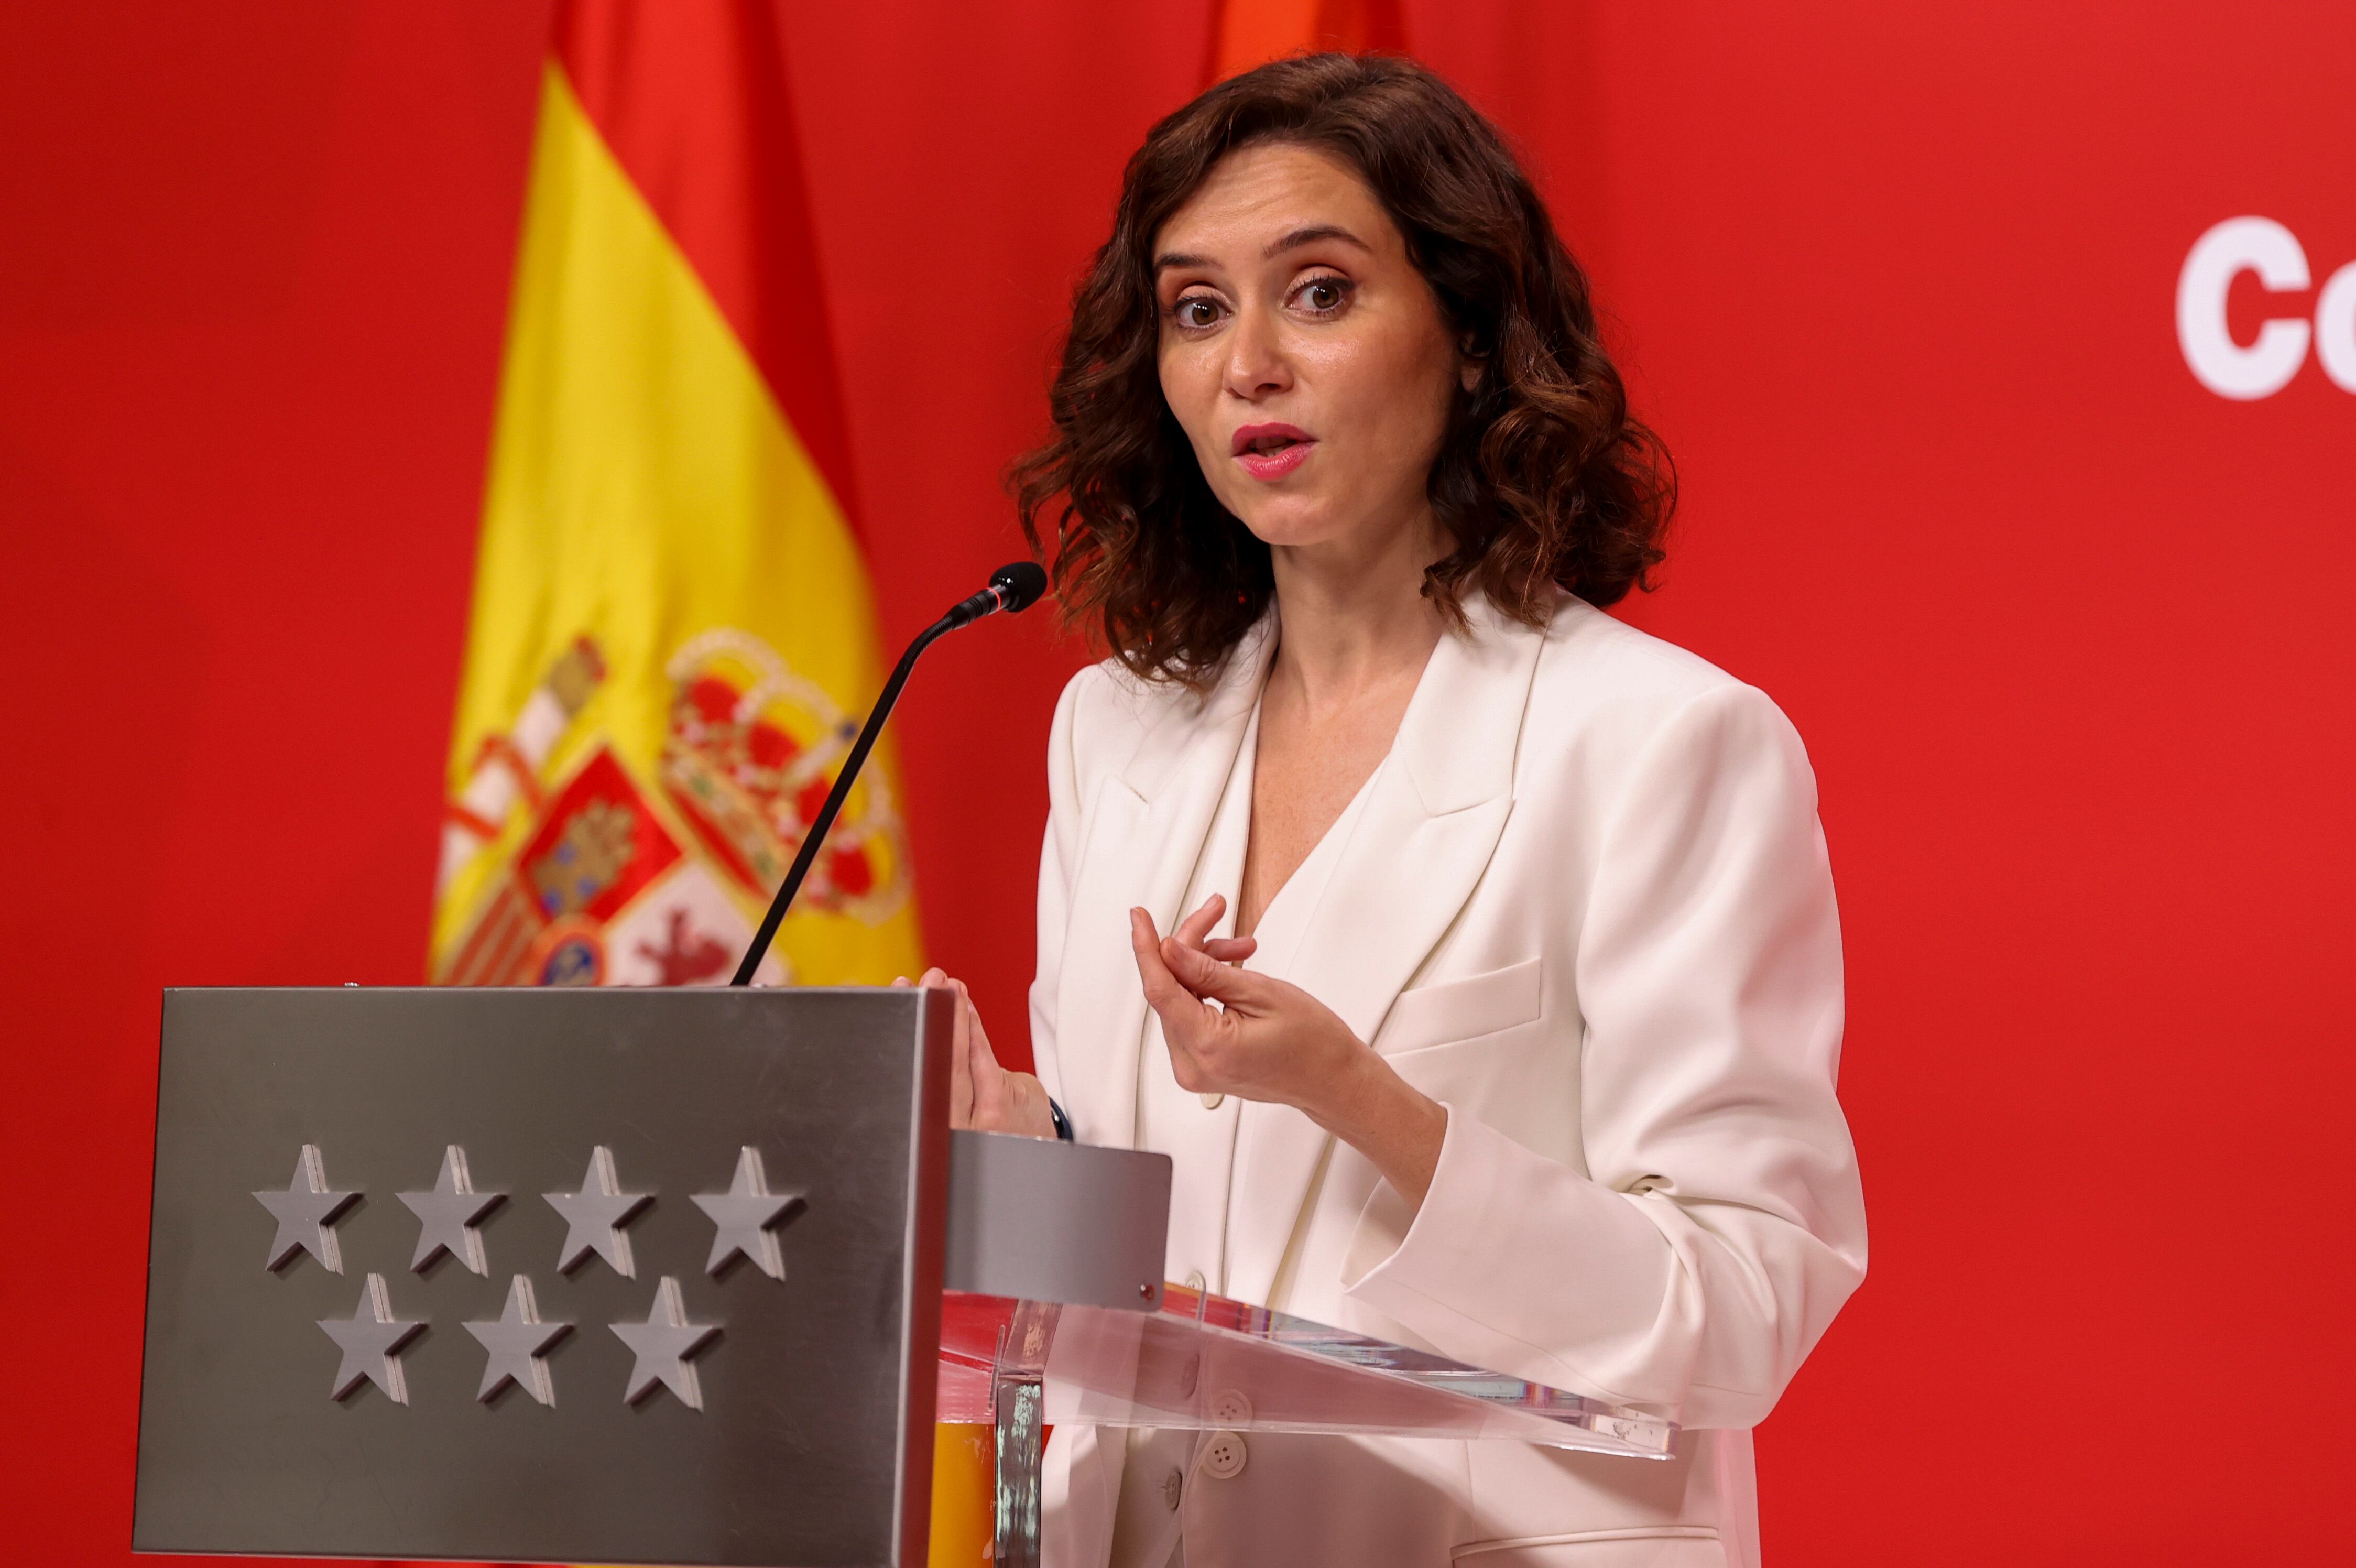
[729,561,1048,986]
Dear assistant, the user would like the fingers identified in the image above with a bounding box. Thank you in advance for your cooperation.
[956,980,1004,1094]
[1171,894,1227,950]
[1165,895,1259,977]
[1139,902,1283,1031]
[1160,929,1231,990]
[946,1003,975,1129]
[918,967,975,1127]
[1161,935,1273,1010]
[1173,896,1258,966]
[1130,910,1205,1077]
[916,978,1051,1142]
[915,967,971,1059]
[947,978,972,1061]
[1135,908,1225,1044]
[1128,908,1192,1007]
[956,979,995,1057]
[1157,928,1215,987]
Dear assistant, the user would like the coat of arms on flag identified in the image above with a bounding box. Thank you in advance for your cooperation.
[429,2,924,992]
[432,629,913,988]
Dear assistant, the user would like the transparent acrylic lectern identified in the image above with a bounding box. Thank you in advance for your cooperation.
[935,1076,1679,1567]
[936,1284,1676,1565]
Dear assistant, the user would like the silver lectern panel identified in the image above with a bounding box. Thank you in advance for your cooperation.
[134,986,950,1567]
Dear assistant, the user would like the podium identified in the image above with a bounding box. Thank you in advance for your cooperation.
[135,988,1675,1566]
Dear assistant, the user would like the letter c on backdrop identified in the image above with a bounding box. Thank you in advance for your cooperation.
[2314,261,2356,394]
[2177,216,2311,399]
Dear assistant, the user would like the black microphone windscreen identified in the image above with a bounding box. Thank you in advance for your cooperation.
[992,561,1049,613]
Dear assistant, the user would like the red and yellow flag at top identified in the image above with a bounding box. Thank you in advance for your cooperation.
[430,2,922,992]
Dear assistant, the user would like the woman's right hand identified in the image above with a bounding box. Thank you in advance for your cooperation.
[894,968,1057,1139]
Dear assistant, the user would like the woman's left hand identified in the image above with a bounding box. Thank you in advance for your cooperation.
[1130,896,1448,1207]
[891,967,1055,1140]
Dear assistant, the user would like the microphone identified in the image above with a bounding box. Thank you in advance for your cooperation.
[729,561,1051,986]
[943,560,1048,628]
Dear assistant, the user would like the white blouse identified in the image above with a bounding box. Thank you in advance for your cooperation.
[1115,696,1387,1568]
[1132,698,1387,1295]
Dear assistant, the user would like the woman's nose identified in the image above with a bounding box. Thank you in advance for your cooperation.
[1221,306,1292,400]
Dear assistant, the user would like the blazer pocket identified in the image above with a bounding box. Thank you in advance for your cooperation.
[1376,955,1543,1056]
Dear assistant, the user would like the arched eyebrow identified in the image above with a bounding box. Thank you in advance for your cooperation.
[1261,224,1369,260]
[1152,225,1373,275]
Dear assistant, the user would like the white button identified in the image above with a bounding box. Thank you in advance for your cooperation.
[1209,1388,1253,1425]
[1202,1431,1248,1479]
[1183,1270,1206,1293]
[1198,1092,1225,1109]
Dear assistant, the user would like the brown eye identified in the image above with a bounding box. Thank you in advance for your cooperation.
[1175,297,1222,329]
[1304,280,1344,311]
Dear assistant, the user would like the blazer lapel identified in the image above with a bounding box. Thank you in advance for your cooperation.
[1224,596,1545,1304]
[1053,620,1277,1149]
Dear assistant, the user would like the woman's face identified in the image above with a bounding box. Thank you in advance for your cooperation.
[1153,142,1472,558]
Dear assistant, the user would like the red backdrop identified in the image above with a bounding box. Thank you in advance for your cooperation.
[4,2,2350,1562]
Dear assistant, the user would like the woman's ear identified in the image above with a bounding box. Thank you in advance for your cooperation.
[1457,332,1486,392]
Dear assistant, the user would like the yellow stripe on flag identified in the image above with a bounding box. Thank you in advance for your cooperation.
[431,65,922,990]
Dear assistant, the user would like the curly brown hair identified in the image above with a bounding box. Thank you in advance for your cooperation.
[1011,52,1675,690]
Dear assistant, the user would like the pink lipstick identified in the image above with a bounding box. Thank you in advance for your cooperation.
[1231,421,1316,481]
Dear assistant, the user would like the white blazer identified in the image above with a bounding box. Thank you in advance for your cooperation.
[1029,592,1866,1568]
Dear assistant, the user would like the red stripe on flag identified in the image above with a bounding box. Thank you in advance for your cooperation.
[551,0,862,530]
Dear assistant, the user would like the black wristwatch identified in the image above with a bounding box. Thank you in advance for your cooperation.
[1047,1097,1075,1142]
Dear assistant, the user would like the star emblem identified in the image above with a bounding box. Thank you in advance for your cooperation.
[464,1275,572,1406]
[545,1146,652,1277]
[398,1145,506,1275]
[610,1276,721,1410]
[692,1146,804,1280]
[253,1144,360,1274]
[318,1272,427,1404]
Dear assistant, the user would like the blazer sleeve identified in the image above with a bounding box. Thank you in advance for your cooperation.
[1344,682,1867,1430]
[1026,667,1093,1109]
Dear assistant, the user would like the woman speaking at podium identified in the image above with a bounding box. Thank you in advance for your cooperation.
[917,53,1865,1568]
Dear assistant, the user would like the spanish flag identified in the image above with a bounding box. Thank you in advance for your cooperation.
[430,2,924,994]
